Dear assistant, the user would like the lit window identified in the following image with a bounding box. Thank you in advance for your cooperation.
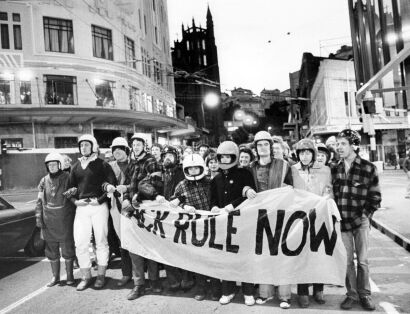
[44,75,77,105]
[95,80,115,107]
[20,81,31,104]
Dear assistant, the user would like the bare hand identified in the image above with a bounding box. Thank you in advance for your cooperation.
[246,189,257,199]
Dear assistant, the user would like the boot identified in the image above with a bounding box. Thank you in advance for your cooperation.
[127,285,144,300]
[94,265,107,289]
[76,268,92,291]
[65,260,75,286]
[47,260,60,287]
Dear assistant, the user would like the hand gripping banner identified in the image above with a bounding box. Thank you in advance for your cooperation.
[119,186,347,286]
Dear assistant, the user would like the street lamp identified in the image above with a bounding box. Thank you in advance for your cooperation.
[201,92,220,128]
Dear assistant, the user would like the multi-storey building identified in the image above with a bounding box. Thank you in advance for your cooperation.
[0,0,186,149]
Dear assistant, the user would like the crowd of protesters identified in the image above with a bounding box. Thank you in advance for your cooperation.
[35,128,381,310]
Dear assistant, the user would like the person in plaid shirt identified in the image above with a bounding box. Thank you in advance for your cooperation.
[171,153,221,301]
[331,129,381,311]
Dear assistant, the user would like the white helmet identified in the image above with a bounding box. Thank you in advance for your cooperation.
[217,141,239,170]
[182,153,206,181]
[254,131,273,145]
[111,137,130,155]
[78,134,99,155]
[44,152,63,170]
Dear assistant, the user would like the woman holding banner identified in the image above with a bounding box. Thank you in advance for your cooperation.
[291,138,333,308]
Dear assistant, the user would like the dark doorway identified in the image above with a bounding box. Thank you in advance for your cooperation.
[93,129,121,148]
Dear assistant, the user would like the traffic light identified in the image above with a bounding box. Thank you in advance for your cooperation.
[358,108,363,123]
[0,140,7,155]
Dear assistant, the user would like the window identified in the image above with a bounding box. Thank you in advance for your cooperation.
[138,9,142,29]
[95,80,115,107]
[144,15,147,35]
[154,26,158,44]
[152,0,156,11]
[0,12,7,21]
[12,13,20,22]
[124,36,135,69]
[2,138,23,149]
[13,25,22,50]
[1,24,10,49]
[55,137,77,148]
[0,80,11,104]
[92,25,113,60]
[20,82,31,104]
[129,86,141,110]
[203,55,207,66]
[43,17,74,53]
[44,75,77,105]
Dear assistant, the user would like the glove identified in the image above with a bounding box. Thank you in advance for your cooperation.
[116,185,127,194]
[156,195,165,203]
[106,184,116,194]
[224,204,235,213]
[246,188,257,199]
[169,198,180,208]
[211,206,221,214]
[182,205,196,213]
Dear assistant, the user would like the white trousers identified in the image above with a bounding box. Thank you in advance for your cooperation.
[74,203,109,268]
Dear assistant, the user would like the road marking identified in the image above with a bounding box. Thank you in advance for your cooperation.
[369,277,380,292]
[0,267,80,314]
[26,199,37,204]
[379,302,400,314]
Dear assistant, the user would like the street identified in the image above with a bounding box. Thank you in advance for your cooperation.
[1,171,410,314]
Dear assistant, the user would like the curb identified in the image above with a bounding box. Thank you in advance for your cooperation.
[371,218,410,252]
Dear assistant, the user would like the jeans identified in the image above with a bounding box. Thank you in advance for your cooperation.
[74,203,109,268]
[341,215,371,300]
[222,280,254,296]
[297,283,323,295]
[165,265,193,288]
[259,284,291,300]
[129,252,159,286]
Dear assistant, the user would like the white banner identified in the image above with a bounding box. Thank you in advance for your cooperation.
[118,186,347,286]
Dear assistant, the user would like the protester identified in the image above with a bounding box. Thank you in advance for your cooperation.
[198,143,210,159]
[35,152,76,287]
[151,143,163,163]
[316,142,331,167]
[157,146,194,294]
[291,138,333,307]
[210,141,257,306]
[326,135,339,164]
[205,152,219,179]
[170,154,218,300]
[183,146,193,158]
[238,147,254,168]
[247,131,293,309]
[61,154,72,172]
[68,134,117,291]
[331,129,381,311]
[403,152,410,199]
[107,137,133,287]
[122,133,163,300]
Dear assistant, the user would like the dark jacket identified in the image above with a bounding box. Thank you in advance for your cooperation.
[163,165,185,200]
[211,166,256,208]
[36,170,75,242]
[249,158,293,192]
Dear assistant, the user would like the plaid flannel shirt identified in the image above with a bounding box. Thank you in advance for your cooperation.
[173,177,211,212]
[331,155,381,231]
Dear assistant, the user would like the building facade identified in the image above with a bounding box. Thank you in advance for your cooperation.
[0,0,186,149]
[348,0,410,166]
[171,6,223,146]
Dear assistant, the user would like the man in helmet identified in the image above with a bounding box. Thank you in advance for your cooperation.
[210,141,256,306]
[246,130,293,309]
[155,146,193,294]
[170,153,216,300]
[331,129,381,311]
[107,137,133,287]
[68,134,117,291]
[290,138,333,308]
[35,152,76,287]
[122,133,163,301]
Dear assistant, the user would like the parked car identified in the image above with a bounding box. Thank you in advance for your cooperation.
[0,196,44,257]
